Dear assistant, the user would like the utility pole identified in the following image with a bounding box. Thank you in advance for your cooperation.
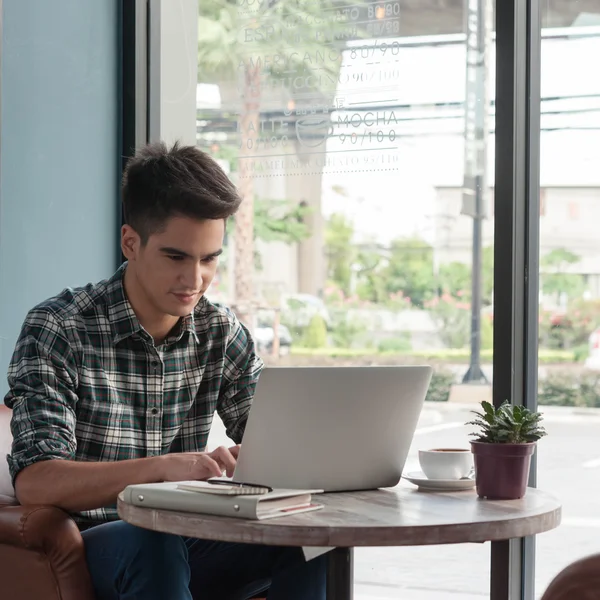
[461,0,492,384]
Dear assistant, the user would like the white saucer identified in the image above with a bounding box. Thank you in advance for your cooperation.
[402,471,476,492]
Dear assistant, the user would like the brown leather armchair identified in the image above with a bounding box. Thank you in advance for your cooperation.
[0,405,269,600]
[0,404,96,599]
[541,553,600,599]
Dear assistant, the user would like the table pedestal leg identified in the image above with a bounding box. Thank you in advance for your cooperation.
[491,540,510,600]
[327,547,354,600]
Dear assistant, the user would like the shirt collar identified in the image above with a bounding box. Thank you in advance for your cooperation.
[107,263,199,346]
[164,311,200,346]
[107,264,143,344]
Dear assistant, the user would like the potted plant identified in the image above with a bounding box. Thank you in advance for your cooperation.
[466,400,547,500]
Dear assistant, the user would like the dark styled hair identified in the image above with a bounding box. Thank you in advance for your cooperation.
[122,141,242,243]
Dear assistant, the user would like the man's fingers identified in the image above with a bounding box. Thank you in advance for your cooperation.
[209,446,237,477]
[198,455,223,478]
[229,444,241,459]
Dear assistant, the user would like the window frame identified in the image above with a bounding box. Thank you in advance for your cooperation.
[119,0,154,267]
[492,0,542,598]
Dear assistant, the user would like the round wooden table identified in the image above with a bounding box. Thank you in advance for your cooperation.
[117,485,561,600]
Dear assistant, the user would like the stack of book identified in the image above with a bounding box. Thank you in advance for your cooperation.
[122,480,324,520]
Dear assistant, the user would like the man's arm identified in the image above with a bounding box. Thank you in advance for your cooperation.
[14,451,234,512]
[16,457,167,511]
[7,310,235,512]
[217,314,264,444]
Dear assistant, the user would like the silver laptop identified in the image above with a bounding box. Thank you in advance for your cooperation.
[233,365,432,492]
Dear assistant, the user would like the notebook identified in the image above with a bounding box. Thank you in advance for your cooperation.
[177,480,270,496]
[122,482,324,520]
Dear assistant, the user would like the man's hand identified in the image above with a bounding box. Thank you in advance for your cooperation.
[158,446,240,481]
[14,445,244,513]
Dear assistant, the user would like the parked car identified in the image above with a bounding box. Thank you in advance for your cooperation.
[254,323,292,357]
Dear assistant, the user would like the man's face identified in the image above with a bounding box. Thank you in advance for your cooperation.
[122,216,225,318]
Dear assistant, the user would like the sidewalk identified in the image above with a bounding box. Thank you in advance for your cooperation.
[425,400,600,417]
[355,583,487,600]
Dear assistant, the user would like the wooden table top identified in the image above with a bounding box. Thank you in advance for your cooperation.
[117,484,561,547]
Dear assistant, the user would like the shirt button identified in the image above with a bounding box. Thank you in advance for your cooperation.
[150,407,159,416]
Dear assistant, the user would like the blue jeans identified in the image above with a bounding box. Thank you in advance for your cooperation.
[82,520,327,600]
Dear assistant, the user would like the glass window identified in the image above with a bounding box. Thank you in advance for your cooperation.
[191,0,498,595]
[536,6,600,597]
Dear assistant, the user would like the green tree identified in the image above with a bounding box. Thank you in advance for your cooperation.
[355,248,387,303]
[226,197,311,244]
[427,294,470,348]
[253,198,311,244]
[300,315,328,349]
[541,248,586,304]
[221,198,310,287]
[436,245,494,306]
[438,262,470,298]
[481,314,494,350]
[198,0,350,325]
[383,238,435,307]
[325,213,355,296]
[254,198,311,271]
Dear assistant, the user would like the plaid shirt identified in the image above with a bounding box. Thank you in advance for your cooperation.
[4,263,263,527]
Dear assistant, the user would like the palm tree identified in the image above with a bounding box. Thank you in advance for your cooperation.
[197,0,353,326]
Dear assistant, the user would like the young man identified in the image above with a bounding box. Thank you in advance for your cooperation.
[4,142,326,599]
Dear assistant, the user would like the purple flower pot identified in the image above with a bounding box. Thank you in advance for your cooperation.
[471,441,536,500]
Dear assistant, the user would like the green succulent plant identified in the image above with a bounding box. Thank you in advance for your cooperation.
[467,400,547,444]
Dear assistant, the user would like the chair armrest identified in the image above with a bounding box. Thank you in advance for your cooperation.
[0,504,83,551]
[0,504,96,599]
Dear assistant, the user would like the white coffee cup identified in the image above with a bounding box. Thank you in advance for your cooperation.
[418,448,473,480]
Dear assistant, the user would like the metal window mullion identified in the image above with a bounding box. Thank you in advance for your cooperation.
[492,0,542,599]
[119,0,150,267]
[522,0,542,598]
[123,0,150,152]
[523,0,542,444]
[147,0,161,142]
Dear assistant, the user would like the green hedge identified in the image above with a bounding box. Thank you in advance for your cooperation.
[290,347,574,364]
[425,369,456,403]
[538,371,600,408]
[280,349,600,407]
